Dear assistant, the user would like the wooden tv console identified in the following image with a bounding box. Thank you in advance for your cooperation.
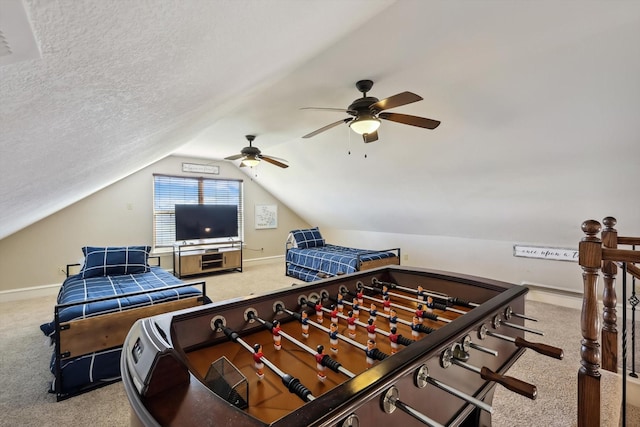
[173,241,242,278]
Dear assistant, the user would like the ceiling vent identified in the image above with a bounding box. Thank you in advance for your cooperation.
[0,0,41,67]
[0,30,11,57]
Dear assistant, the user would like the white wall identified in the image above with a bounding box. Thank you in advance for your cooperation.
[0,153,604,297]
[0,155,309,293]
[322,229,584,293]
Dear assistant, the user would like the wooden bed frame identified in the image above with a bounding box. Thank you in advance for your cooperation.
[52,257,208,400]
[577,216,640,426]
[357,250,401,271]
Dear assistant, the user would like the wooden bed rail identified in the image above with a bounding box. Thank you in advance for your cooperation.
[578,217,640,427]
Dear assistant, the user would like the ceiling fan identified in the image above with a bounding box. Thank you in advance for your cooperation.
[225,135,289,168]
[301,79,440,143]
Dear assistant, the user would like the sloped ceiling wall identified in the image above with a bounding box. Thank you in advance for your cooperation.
[1,0,639,244]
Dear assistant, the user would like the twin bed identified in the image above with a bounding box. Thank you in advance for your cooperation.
[40,234,395,399]
[40,246,209,400]
[285,227,400,281]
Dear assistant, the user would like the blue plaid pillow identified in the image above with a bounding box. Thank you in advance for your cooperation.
[290,227,325,249]
[79,246,151,278]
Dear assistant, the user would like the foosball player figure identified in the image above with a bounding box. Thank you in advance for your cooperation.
[352,298,360,317]
[366,318,377,341]
[369,303,378,321]
[357,290,364,305]
[330,304,339,324]
[388,308,398,329]
[411,316,421,341]
[365,339,376,369]
[253,344,265,380]
[328,322,339,353]
[415,304,425,324]
[301,310,310,338]
[389,327,399,354]
[347,310,357,338]
[383,295,392,313]
[272,319,282,350]
[316,300,324,323]
[337,293,345,314]
[425,295,435,312]
[315,345,327,382]
[382,284,389,298]
[417,285,427,301]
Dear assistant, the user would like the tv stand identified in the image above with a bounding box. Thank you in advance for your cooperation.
[173,241,242,278]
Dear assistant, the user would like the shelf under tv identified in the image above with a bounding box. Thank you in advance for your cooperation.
[172,241,242,278]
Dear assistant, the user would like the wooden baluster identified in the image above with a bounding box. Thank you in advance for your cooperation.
[601,216,618,372]
[578,220,602,427]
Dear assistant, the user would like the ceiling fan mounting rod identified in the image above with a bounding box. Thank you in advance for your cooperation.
[356,79,374,97]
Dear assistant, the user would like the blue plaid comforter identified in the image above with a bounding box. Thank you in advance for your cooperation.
[286,244,397,281]
[40,267,202,337]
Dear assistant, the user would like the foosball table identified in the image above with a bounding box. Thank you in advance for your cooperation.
[121,265,563,427]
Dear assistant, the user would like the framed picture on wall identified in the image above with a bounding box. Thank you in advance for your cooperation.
[255,204,277,229]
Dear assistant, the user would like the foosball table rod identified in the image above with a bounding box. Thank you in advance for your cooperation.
[282,306,389,362]
[213,319,316,402]
[359,283,467,315]
[440,345,537,400]
[371,278,478,308]
[492,314,544,336]
[381,386,445,427]
[343,289,453,325]
[477,324,564,359]
[247,310,358,378]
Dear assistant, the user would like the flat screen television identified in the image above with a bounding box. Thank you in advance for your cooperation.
[174,204,238,241]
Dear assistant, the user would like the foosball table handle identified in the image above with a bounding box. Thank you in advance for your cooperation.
[514,336,564,360]
[480,367,537,400]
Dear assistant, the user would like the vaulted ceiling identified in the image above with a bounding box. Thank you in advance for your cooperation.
[1,0,639,243]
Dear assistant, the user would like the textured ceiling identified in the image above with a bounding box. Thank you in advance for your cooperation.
[1,0,639,243]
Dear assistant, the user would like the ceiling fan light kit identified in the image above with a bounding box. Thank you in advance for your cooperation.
[302,79,441,143]
[349,114,380,135]
[241,156,260,167]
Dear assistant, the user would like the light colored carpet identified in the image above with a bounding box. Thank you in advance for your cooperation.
[0,261,637,426]
[492,301,639,427]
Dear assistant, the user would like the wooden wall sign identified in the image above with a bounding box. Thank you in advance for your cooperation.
[513,245,578,262]
[182,163,219,174]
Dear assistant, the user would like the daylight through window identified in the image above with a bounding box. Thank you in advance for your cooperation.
[153,174,244,248]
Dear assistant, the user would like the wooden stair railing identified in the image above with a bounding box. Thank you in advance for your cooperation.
[578,217,640,427]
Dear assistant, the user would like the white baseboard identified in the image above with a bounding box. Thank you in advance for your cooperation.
[522,281,639,320]
[625,375,640,407]
[525,288,583,310]
[243,255,284,266]
[0,283,60,303]
[521,280,584,308]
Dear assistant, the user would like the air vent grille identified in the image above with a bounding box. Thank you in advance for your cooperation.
[0,30,12,57]
[0,0,41,67]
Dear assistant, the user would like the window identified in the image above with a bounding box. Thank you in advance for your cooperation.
[153,174,243,248]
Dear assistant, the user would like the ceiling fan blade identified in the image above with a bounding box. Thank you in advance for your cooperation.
[225,154,244,160]
[378,112,441,129]
[302,117,353,138]
[260,155,289,168]
[258,153,287,162]
[370,91,423,112]
[301,107,352,113]
[363,131,378,143]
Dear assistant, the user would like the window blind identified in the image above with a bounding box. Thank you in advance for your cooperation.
[153,174,244,247]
